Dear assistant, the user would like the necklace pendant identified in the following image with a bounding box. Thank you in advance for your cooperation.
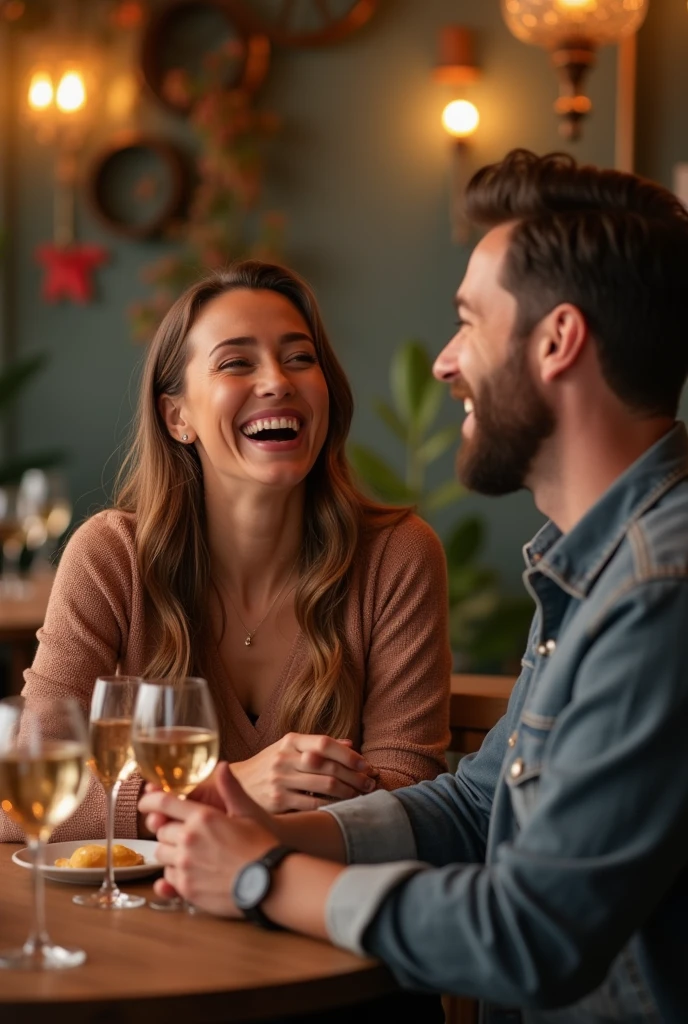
[245,635,252,647]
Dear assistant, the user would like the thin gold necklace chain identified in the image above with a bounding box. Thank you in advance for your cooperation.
[221,556,300,647]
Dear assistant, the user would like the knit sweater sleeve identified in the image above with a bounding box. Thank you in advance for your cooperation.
[360,515,451,790]
[0,510,143,844]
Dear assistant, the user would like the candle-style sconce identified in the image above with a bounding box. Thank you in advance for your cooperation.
[26,52,108,302]
[433,26,481,246]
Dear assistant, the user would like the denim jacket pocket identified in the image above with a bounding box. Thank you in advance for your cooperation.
[504,713,554,830]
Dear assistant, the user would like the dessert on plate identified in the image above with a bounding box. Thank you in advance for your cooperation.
[54,843,144,868]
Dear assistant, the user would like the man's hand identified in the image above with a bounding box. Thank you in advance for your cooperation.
[140,764,346,934]
[140,764,280,916]
[140,760,264,836]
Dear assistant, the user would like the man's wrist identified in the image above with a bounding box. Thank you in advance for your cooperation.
[265,810,347,863]
[260,853,345,940]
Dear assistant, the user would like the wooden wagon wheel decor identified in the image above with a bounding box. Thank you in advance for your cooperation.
[231,0,379,48]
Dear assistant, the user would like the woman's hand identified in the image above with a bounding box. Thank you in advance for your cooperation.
[230,733,378,813]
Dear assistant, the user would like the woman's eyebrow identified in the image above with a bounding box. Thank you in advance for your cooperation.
[209,332,314,357]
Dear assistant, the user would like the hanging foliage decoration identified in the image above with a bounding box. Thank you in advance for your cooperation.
[129,39,283,342]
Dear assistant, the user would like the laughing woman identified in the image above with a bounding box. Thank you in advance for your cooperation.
[0,261,451,843]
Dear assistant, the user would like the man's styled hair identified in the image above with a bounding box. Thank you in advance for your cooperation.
[466,150,688,417]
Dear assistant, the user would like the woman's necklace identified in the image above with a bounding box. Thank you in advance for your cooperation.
[221,556,299,647]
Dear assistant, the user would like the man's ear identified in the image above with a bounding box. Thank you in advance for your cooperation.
[536,303,588,384]
[158,394,195,444]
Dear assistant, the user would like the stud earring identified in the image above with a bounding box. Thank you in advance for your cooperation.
[181,434,189,442]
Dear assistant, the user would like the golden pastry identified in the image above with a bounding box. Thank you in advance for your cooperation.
[54,843,144,868]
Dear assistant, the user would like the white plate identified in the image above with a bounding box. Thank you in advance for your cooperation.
[12,839,161,885]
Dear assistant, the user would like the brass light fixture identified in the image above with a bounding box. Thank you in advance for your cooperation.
[433,26,481,245]
[501,0,648,140]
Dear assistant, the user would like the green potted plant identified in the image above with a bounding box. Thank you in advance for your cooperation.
[349,340,531,670]
[0,353,64,486]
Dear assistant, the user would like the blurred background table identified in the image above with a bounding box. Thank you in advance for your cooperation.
[0,843,397,1023]
[0,574,54,696]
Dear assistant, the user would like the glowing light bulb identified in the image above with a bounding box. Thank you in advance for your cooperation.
[56,71,86,113]
[442,100,480,139]
[28,71,53,111]
[556,0,595,8]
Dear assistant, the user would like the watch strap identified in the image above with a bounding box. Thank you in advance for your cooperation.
[236,844,296,930]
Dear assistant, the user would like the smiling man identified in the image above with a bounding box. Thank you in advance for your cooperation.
[140,150,688,1024]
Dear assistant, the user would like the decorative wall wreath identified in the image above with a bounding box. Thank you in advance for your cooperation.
[88,133,190,240]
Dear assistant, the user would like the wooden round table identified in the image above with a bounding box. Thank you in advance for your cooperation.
[0,574,54,696]
[0,844,396,1022]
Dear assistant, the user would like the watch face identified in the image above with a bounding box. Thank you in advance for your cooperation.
[235,862,271,910]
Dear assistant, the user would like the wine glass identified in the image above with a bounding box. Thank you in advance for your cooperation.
[0,485,27,598]
[131,677,219,912]
[73,676,145,910]
[17,469,72,577]
[0,696,89,969]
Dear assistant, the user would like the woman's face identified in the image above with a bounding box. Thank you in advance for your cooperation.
[163,288,330,491]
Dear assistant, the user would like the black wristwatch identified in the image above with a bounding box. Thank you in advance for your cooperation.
[233,845,296,930]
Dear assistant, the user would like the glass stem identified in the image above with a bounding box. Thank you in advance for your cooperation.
[101,781,120,896]
[25,837,50,957]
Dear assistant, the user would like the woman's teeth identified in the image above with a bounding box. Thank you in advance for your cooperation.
[464,398,474,415]
[241,416,301,437]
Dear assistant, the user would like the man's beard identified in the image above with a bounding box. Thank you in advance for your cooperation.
[457,340,555,496]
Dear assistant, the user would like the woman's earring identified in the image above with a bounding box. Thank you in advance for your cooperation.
[181,434,189,442]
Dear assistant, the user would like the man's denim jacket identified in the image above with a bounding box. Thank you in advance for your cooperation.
[324,424,688,1024]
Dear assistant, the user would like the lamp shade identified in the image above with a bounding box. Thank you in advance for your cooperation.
[501,0,648,50]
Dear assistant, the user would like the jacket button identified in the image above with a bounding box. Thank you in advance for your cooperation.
[508,731,518,748]
[536,639,557,656]
[510,758,524,779]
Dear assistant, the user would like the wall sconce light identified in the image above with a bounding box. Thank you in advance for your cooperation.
[500,0,648,140]
[433,26,480,245]
[26,60,93,247]
[26,62,91,141]
[25,54,107,303]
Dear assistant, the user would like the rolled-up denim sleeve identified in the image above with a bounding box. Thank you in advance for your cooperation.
[321,789,417,864]
[326,581,688,1010]
[323,676,520,869]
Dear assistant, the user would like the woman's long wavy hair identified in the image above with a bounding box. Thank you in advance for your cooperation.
[115,261,408,744]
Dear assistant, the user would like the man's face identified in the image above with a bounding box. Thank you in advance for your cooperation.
[433,223,555,495]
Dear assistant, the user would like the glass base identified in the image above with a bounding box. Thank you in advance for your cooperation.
[0,943,86,970]
[148,896,197,913]
[73,890,146,910]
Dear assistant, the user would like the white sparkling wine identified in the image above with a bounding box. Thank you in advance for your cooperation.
[0,740,88,839]
[133,727,219,795]
[88,718,136,788]
[0,521,22,545]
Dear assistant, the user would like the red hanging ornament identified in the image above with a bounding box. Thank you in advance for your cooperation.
[35,243,108,303]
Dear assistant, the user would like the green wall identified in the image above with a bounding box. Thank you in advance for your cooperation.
[2,0,685,595]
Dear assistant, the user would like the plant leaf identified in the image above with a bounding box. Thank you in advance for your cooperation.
[421,478,465,514]
[373,399,407,443]
[458,596,534,667]
[415,377,446,437]
[416,424,460,465]
[0,450,66,487]
[0,354,47,411]
[348,444,416,504]
[390,341,433,424]
[447,564,497,604]
[445,516,485,567]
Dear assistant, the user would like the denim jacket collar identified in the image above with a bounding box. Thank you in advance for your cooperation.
[523,422,688,598]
